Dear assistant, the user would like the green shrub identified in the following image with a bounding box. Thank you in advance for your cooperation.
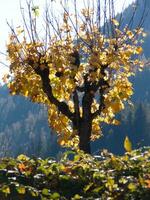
[0,147,150,199]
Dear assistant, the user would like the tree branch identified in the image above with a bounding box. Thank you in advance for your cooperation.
[34,66,74,121]
[91,65,109,120]
[91,91,105,120]
[72,90,80,129]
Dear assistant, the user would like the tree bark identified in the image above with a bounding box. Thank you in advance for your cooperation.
[34,67,94,154]
[78,119,92,154]
[77,87,93,154]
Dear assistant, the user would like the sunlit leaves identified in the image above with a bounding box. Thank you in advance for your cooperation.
[16,26,24,35]
[16,185,26,194]
[32,6,40,17]
[135,46,143,54]
[17,154,30,161]
[111,18,119,26]
[128,183,137,192]
[0,147,150,199]
[6,1,145,149]
[124,136,132,152]
[91,118,102,141]
[18,163,26,172]
[1,185,10,195]
[145,179,150,188]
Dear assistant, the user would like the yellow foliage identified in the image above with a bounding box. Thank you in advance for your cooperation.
[124,136,132,152]
[6,3,145,148]
[111,19,119,26]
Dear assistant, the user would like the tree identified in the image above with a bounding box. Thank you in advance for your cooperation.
[6,0,147,153]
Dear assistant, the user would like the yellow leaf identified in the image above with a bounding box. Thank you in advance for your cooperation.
[124,136,132,152]
[2,186,10,194]
[58,138,66,146]
[32,6,40,17]
[16,27,24,35]
[126,30,134,39]
[112,119,120,125]
[145,180,150,188]
[111,19,119,26]
[111,101,124,113]
[24,90,29,97]
[17,154,29,161]
[128,183,137,191]
[84,183,93,192]
[18,163,26,172]
[142,32,147,37]
[17,186,26,194]
[135,46,143,54]
[2,74,10,83]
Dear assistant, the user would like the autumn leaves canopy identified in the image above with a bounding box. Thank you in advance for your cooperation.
[6,1,145,152]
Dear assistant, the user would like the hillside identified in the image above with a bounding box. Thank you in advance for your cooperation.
[0,87,60,157]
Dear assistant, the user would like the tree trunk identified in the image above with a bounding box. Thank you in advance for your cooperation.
[78,119,92,154]
[77,89,93,154]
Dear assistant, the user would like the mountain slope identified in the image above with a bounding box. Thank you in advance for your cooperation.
[0,86,60,157]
